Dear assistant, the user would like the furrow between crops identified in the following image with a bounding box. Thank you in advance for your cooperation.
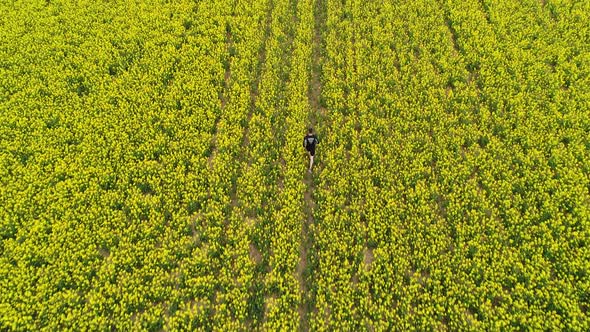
[242,0,276,160]
[207,18,233,173]
[298,0,327,330]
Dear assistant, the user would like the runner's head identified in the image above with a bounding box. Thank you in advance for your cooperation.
[308,127,313,134]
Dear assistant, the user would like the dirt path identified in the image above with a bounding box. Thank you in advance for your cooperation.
[207,21,233,172]
[242,0,275,160]
[309,0,328,123]
[298,0,327,330]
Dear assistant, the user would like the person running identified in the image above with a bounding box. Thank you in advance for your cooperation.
[303,127,319,173]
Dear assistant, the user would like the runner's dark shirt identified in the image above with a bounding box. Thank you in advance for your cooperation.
[303,134,318,156]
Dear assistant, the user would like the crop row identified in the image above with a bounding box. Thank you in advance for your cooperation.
[310,0,589,330]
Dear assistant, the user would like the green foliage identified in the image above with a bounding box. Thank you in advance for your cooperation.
[1,0,589,330]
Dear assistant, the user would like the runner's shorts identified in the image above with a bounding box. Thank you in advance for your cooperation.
[306,145,316,157]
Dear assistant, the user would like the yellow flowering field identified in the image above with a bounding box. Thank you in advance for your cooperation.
[0,0,588,330]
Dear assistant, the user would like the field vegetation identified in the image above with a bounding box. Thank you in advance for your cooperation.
[1,0,589,330]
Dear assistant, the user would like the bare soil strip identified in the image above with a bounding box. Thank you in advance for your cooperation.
[298,0,327,330]
[207,21,233,171]
[243,0,276,158]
